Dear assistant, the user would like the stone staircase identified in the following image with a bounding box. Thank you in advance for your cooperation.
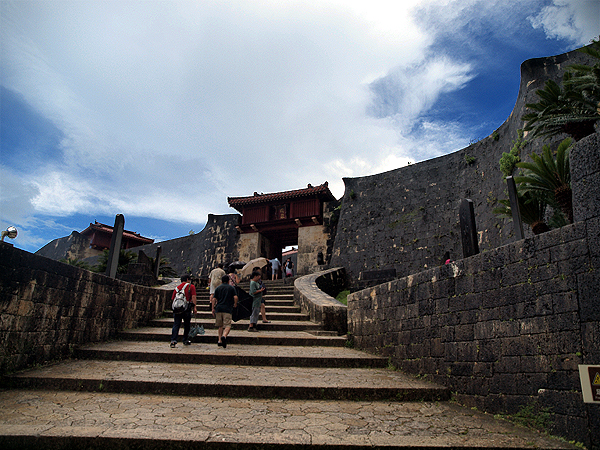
[0,279,576,449]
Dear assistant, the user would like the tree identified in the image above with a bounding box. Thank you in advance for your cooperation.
[149,256,178,278]
[522,40,599,141]
[59,258,92,270]
[93,249,138,274]
[493,191,550,235]
[514,138,573,223]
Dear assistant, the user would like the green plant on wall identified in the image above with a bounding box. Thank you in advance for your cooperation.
[493,190,550,235]
[515,137,573,223]
[335,289,350,305]
[499,129,526,177]
[522,40,599,142]
[148,256,178,278]
[464,154,476,165]
[59,258,92,270]
[494,137,572,233]
[93,249,138,274]
[497,400,552,432]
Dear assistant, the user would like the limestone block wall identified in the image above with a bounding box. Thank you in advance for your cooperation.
[330,46,596,286]
[572,132,600,223]
[294,268,347,334]
[132,213,241,277]
[237,233,260,266]
[346,130,600,446]
[0,245,170,375]
[347,219,599,446]
[36,230,100,262]
[297,225,329,276]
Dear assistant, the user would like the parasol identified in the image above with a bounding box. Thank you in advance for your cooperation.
[239,257,268,278]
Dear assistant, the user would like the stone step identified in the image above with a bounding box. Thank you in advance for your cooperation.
[73,341,387,368]
[0,390,576,450]
[195,294,295,303]
[197,283,294,292]
[3,359,449,402]
[167,311,311,321]
[150,318,321,332]
[191,304,300,313]
[190,289,295,298]
[120,328,348,347]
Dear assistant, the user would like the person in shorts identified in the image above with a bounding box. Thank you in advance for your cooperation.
[211,274,238,348]
[269,257,281,280]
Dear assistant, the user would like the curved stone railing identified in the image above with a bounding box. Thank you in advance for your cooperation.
[294,267,348,335]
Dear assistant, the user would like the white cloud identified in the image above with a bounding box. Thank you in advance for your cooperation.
[1,0,597,252]
[0,166,39,227]
[529,0,599,45]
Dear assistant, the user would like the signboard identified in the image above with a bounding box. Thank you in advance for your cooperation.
[579,365,600,403]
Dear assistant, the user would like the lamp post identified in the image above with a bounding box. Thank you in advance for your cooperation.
[0,226,18,242]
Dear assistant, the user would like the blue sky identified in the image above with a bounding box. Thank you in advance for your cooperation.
[1,0,598,253]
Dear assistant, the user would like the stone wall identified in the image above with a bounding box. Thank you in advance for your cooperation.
[294,268,348,334]
[0,245,170,375]
[237,233,261,266]
[297,225,329,276]
[346,131,600,448]
[132,213,241,278]
[36,230,100,262]
[330,46,596,286]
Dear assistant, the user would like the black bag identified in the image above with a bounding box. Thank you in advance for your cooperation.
[232,286,253,322]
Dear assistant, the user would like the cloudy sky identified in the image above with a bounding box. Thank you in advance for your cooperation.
[1,0,598,253]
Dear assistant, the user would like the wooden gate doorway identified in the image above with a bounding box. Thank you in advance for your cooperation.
[228,183,335,275]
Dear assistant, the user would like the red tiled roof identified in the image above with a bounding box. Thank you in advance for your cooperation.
[228,182,336,212]
[80,221,154,244]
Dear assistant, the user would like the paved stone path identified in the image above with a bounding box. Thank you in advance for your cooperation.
[0,390,573,448]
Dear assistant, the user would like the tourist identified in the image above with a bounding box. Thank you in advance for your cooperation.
[211,274,238,348]
[208,263,226,309]
[284,258,294,278]
[228,266,239,286]
[269,257,281,280]
[253,266,270,323]
[248,270,265,332]
[170,274,197,347]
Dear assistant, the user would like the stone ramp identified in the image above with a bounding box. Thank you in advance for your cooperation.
[0,390,575,449]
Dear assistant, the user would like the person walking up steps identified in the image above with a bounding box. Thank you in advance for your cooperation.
[269,257,281,280]
[209,263,226,309]
[211,274,239,348]
[170,274,197,347]
[284,258,294,278]
[248,270,265,332]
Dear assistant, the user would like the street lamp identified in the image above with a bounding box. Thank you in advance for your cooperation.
[1,226,18,242]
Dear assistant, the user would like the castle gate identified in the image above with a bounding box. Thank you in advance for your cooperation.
[228,182,335,276]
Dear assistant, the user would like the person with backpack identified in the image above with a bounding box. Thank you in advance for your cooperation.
[284,258,294,278]
[170,274,197,348]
